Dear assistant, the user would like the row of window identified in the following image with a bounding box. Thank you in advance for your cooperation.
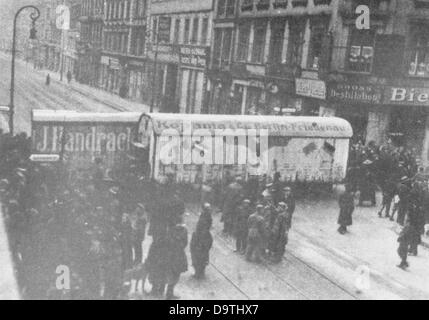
[81,23,103,46]
[212,18,327,70]
[82,0,104,17]
[105,0,146,21]
[104,32,129,54]
[240,0,331,12]
[215,0,334,18]
[151,15,210,46]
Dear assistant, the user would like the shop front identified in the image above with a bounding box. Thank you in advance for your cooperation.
[100,55,121,94]
[178,45,210,114]
[295,77,327,117]
[127,59,146,103]
[383,86,429,165]
[327,81,384,145]
[229,77,299,116]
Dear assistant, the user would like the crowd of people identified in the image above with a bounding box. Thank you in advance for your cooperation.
[0,128,295,300]
[3,126,429,298]
[0,129,192,299]
[215,175,296,264]
[344,139,429,269]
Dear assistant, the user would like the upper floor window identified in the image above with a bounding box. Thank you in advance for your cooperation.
[307,18,329,70]
[173,19,181,44]
[212,28,234,68]
[217,0,236,18]
[347,28,375,73]
[269,20,286,65]
[251,21,267,64]
[408,24,429,77]
[201,18,209,45]
[237,22,251,61]
[241,0,254,11]
[191,18,199,44]
[287,19,306,67]
[184,19,191,44]
[256,0,270,10]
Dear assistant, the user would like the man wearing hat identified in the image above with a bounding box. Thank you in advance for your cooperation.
[338,184,355,235]
[222,177,243,235]
[190,203,213,279]
[246,204,266,263]
[234,199,252,254]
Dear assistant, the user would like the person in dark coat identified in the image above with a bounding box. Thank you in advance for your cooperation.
[408,182,425,256]
[397,178,411,226]
[145,236,169,297]
[338,185,355,234]
[397,216,413,269]
[66,70,72,84]
[165,214,188,300]
[282,186,296,218]
[246,204,266,263]
[222,177,243,234]
[233,199,252,253]
[271,202,291,263]
[190,204,213,279]
[130,204,147,266]
[119,212,133,271]
[378,178,396,219]
[45,74,50,86]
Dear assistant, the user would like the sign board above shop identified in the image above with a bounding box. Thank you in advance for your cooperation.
[295,78,327,100]
[384,87,429,106]
[179,45,209,69]
[327,82,383,105]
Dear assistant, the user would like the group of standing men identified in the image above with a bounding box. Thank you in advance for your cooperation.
[221,176,296,264]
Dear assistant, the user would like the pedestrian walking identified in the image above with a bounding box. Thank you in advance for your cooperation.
[190,203,213,279]
[246,204,266,263]
[45,74,50,86]
[165,214,188,300]
[233,199,251,254]
[338,185,355,235]
[66,70,72,84]
[378,178,396,218]
[119,212,133,271]
[130,204,147,266]
[222,177,243,235]
[397,217,413,270]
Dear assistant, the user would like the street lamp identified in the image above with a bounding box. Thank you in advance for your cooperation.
[9,5,40,135]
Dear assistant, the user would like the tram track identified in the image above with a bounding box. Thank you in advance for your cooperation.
[188,207,356,300]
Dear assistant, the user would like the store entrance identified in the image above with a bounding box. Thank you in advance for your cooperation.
[336,105,368,144]
[389,107,427,155]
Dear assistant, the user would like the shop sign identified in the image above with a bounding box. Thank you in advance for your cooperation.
[179,46,209,69]
[328,82,383,104]
[295,78,326,100]
[384,87,429,106]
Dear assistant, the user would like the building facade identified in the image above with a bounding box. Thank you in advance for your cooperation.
[146,0,213,113]
[37,0,81,79]
[208,0,333,116]
[100,0,147,98]
[77,0,104,86]
[325,0,429,167]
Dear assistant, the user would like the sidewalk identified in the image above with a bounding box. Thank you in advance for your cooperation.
[2,52,153,114]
